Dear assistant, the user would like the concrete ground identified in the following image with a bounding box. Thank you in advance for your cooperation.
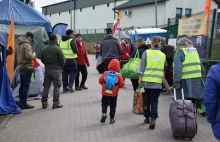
[0,55,217,142]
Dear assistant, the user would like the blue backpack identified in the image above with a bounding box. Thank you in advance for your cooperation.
[105,71,118,94]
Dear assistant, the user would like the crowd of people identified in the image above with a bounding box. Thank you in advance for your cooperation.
[11,27,220,140]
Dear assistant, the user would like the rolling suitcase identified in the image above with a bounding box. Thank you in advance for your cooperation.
[169,88,197,140]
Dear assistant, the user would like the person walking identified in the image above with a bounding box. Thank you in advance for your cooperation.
[204,60,220,141]
[41,34,65,109]
[94,41,100,59]
[138,36,166,129]
[75,34,90,90]
[100,28,122,73]
[59,29,78,93]
[16,32,35,109]
[173,37,204,103]
[99,59,125,124]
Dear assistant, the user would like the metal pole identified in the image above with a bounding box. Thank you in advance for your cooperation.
[208,9,217,59]
[74,0,77,32]
[70,0,73,29]
[155,0,158,28]
[166,18,170,44]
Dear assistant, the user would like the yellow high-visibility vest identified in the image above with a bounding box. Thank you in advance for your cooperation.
[59,39,77,59]
[181,47,201,79]
[142,50,166,84]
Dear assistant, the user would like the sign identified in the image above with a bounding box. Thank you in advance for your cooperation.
[178,14,208,36]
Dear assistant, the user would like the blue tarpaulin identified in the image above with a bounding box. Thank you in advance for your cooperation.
[52,23,68,36]
[0,0,52,33]
[0,29,21,114]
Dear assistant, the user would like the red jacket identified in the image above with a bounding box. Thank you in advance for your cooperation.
[99,59,125,97]
[119,42,131,60]
[76,41,90,66]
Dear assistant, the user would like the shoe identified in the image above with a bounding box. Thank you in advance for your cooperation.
[110,119,115,124]
[144,117,150,124]
[42,102,49,109]
[63,88,69,93]
[80,85,88,90]
[149,118,156,129]
[52,102,63,109]
[20,104,35,110]
[67,87,74,93]
[75,86,82,91]
[100,115,107,123]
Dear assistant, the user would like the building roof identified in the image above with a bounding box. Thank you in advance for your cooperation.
[42,0,69,8]
[113,0,166,10]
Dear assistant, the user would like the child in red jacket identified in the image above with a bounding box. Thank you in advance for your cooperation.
[99,59,125,124]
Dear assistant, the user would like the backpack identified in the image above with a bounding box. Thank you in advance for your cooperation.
[161,45,175,60]
[105,71,118,94]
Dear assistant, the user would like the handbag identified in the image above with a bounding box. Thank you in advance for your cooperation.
[121,50,141,79]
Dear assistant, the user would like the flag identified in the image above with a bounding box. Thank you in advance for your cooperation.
[112,19,120,34]
[118,12,123,20]
[6,17,15,83]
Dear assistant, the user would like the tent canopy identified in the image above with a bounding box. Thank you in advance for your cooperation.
[0,29,7,47]
[0,0,52,33]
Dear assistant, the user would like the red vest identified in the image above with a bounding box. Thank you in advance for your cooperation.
[119,42,131,60]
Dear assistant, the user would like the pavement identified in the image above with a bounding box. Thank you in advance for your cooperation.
[0,55,218,142]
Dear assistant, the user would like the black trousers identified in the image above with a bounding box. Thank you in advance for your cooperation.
[75,65,88,87]
[130,79,139,92]
[101,96,117,119]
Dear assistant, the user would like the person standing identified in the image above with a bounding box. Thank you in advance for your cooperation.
[204,60,220,141]
[173,37,204,102]
[41,34,65,109]
[94,41,100,59]
[119,35,131,68]
[75,34,90,90]
[59,29,78,93]
[138,36,166,129]
[16,32,35,109]
[100,28,122,73]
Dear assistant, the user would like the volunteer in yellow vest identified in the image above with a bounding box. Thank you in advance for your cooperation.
[173,37,204,103]
[59,29,78,93]
[138,36,166,130]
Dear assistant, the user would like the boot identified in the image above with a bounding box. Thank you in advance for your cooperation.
[110,119,115,124]
[63,88,69,93]
[149,118,156,129]
[100,114,107,123]
[80,85,88,90]
[67,87,74,93]
[42,102,49,109]
[144,117,150,124]
[52,102,63,109]
[75,86,82,91]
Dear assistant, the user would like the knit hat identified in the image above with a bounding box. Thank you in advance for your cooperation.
[124,35,130,40]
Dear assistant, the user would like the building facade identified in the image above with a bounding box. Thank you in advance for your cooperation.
[42,0,128,31]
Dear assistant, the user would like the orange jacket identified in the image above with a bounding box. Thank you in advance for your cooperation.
[99,59,125,97]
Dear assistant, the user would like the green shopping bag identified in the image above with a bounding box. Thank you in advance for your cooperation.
[121,50,141,79]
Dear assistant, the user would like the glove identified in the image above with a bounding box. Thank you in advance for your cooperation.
[174,83,181,89]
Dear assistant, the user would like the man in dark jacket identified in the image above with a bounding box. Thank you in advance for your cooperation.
[41,34,65,109]
[100,28,122,73]
[59,29,78,93]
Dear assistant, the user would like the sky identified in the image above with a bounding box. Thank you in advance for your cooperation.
[34,0,67,12]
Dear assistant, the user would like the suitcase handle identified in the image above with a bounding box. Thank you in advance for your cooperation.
[173,88,185,100]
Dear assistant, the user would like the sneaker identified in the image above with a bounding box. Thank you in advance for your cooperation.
[63,88,69,93]
[80,85,88,90]
[100,115,107,123]
[110,119,115,124]
[75,86,82,91]
[144,117,150,124]
[42,102,49,109]
[149,118,156,129]
[67,87,74,93]
[20,104,35,110]
[52,102,63,109]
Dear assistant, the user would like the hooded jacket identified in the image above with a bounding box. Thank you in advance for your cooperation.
[204,60,220,141]
[99,59,125,97]
[119,41,132,60]
[15,36,35,71]
[75,41,90,66]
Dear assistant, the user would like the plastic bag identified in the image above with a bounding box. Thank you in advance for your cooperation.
[121,51,141,79]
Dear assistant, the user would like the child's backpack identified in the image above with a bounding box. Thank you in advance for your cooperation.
[105,71,118,94]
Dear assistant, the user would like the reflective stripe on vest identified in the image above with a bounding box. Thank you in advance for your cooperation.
[181,47,201,79]
[142,50,166,84]
[59,39,77,59]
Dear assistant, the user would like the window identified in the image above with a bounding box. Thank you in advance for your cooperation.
[107,3,109,7]
[93,6,95,10]
[185,8,192,17]
[176,8,182,24]
[80,8,82,12]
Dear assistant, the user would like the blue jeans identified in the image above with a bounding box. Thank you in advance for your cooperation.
[96,52,100,59]
[62,63,77,89]
[19,70,32,106]
[142,89,160,118]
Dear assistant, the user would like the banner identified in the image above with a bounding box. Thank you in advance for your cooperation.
[178,14,208,36]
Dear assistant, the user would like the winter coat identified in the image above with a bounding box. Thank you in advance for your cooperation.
[76,41,90,66]
[204,61,220,141]
[119,42,131,60]
[99,59,125,97]
[173,48,204,99]
[15,36,35,71]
